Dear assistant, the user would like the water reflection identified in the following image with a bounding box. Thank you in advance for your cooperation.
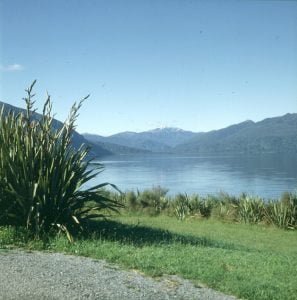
[89,153,297,199]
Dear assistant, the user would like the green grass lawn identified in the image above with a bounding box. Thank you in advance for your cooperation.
[1,214,297,300]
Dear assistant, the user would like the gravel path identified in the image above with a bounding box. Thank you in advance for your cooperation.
[0,250,238,300]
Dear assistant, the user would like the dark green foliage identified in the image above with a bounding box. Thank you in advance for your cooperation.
[115,186,169,216]
[136,186,169,216]
[114,188,297,229]
[173,194,190,220]
[125,191,138,211]
[188,194,201,214]
[0,82,121,241]
[238,195,265,224]
[265,193,297,229]
[198,197,213,218]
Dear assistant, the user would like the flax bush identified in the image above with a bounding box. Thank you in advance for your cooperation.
[137,186,169,215]
[237,195,265,224]
[0,81,121,241]
[265,193,297,229]
[173,193,190,220]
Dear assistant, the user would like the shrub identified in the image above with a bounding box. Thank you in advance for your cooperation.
[208,193,237,221]
[137,186,168,215]
[188,194,201,215]
[237,195,265,224]
[198,197,213,218]
[0,81,121,241]
[265,193,297,229]
[173,193,190,220]
[125,191,138,211]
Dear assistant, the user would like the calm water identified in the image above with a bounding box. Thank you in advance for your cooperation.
[90,153,297,199]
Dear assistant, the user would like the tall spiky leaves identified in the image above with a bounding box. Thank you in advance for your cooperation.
[0,81,121,241]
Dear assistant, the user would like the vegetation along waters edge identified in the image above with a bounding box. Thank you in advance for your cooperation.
[0,83,296,300]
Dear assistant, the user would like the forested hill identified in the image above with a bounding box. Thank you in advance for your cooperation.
[0,101,111,158]
[174,113,297,154]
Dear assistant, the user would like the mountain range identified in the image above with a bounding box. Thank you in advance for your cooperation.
[83,113,297,155]
[83,127,196,154]
[1,100,296,156]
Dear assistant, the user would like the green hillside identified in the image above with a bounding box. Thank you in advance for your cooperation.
[0,101,111,157]
[175,113,297,154]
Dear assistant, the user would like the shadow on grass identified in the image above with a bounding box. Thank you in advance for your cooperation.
[80,219,248,251]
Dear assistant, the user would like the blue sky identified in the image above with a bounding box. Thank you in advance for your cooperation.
[1,0,296,135]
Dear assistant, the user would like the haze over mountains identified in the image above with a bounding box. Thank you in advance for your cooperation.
[83,127,197,154]
[1,100,296,156]
[84,113,297,155]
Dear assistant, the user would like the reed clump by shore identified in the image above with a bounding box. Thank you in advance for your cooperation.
[107,186,297,230]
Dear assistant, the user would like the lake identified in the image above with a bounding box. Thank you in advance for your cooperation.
[90,153,297,200]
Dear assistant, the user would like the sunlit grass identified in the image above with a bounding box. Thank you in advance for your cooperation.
[1,214,296,300]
